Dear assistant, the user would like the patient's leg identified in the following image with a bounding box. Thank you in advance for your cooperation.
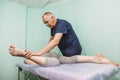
[9,45,26,57]
[59,55,78,64]
[95,54,119,66]
[24,56,60,67]
[24,59,38,65]
[9,45,60,67]
[77,54,119,66]
[59,54,119,66]
[58,55,101,64]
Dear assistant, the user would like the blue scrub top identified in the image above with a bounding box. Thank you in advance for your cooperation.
[51,19,82,57]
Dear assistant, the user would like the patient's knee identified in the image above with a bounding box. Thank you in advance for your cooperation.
[24,59,37,65]
[44,58,60,67]
[59,55,78,64]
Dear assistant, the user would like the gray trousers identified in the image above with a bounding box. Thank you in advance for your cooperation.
[41,52,78,67]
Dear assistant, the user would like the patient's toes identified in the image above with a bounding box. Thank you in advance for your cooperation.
[109,60,119,66]
[9,45,28,57]
[10,45,15,48]
[9,46,15,55]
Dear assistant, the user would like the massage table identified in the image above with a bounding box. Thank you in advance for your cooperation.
[17,61,119,80]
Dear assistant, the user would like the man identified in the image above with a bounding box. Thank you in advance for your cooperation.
[9,12,119,67]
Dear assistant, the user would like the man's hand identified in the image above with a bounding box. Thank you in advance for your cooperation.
[24,50,39,58]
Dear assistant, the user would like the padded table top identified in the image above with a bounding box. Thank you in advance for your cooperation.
[17,62,119,80]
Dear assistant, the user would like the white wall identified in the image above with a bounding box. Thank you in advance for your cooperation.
[0,0,26,80]
[72,0,120,79]
[1,0,119,80]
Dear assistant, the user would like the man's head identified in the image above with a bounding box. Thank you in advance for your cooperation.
[42,12,57,28]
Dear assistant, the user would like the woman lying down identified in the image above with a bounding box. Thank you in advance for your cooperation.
[9,45,119,67]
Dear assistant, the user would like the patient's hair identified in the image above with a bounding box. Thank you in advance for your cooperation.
[42,12,54,18]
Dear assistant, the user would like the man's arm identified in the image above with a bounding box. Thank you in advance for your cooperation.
[45,36,54,53]
[25,33,63,58]
[37,33,63,55]
[48,36,54,43]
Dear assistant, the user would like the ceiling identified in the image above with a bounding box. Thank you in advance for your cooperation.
[9,0,67,8]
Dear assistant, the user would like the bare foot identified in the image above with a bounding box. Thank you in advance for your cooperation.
[9,45,26,57]
[94,54,104,63]
[96,53,104,58]
[95,54,119,66]
[102,58,119,66]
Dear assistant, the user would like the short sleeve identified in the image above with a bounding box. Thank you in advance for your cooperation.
[55,21,68,34]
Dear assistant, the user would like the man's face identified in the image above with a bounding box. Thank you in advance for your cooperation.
[42,14,56,28]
